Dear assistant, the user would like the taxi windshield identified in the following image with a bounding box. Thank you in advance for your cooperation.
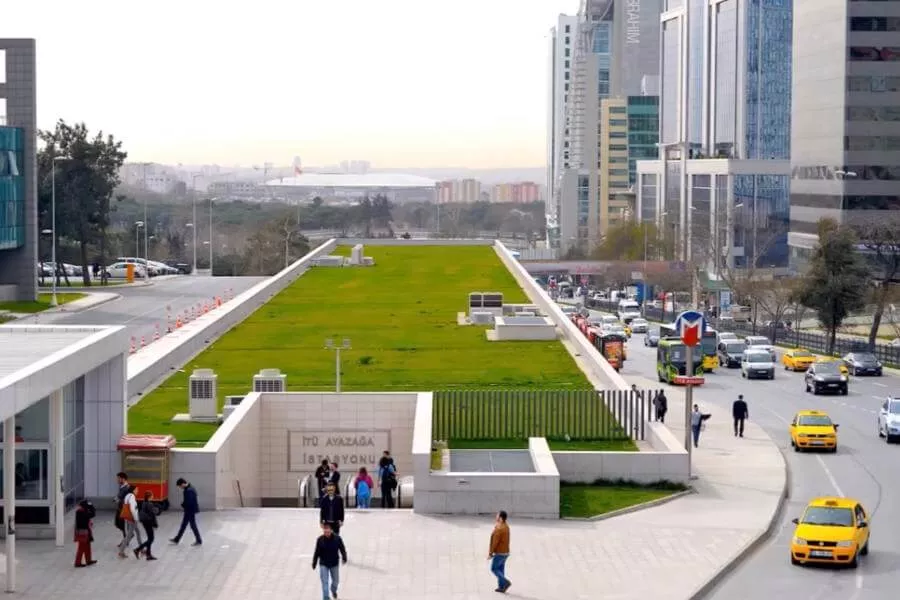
[792,351,812,358]
[798,415,833,427]
[801,506,854,527]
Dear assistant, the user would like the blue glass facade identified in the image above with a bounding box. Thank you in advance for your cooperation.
[627,96,660,186]
[594,21,612,97]
[0,127,25,251]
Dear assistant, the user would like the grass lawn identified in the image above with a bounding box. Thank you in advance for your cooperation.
[0,292,86,313]
[38,280,130,288]
[448,438,637,451]
[560,481,686,518]
[130,245,591,444]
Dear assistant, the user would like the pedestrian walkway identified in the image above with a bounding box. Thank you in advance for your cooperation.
[46,292,119,313]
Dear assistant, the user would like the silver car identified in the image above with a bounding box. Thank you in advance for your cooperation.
[741,350,775,380]
[877,397,900,443]
[630,318,649,333]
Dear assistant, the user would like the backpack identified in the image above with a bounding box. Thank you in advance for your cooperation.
[357,479,370,497]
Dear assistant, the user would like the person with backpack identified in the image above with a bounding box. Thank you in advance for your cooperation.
[116,485,143,558]
[135,490,160,560]
[73,500,97,568]
[114,472,130,540]
[355,467,374,509]
[378,450,397,508]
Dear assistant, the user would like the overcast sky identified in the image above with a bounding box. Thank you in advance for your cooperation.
[4,0,578,168]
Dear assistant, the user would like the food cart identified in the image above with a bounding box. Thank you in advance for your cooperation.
[117,434,177,511]
[593,332,627,371]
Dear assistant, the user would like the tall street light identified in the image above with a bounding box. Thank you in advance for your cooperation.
[208,197,216,276]
[325,338,351,392]
[140,163,151,282]
[135,221,144,277]
[185,223,196,273]
[641,211,668,316]
[49,155,69,306]
[191,173,202,275]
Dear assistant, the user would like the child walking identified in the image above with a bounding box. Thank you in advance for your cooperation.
[355,467,374,509]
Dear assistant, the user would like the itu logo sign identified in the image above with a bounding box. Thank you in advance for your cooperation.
[626,0,641,44]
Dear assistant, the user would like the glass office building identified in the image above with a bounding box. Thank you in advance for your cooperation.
[627,96,660,186]
[0,126,25,251]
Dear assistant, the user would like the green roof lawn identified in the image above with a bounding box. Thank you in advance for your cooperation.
[128,245,590,443]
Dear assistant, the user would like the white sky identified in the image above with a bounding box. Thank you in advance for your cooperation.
[5,0,578,168]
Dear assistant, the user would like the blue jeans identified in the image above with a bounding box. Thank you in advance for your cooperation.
[692,424,702,447]
[174,512,202,544]
[319,564,339,600]
[490,554,510,589]
[358,494,370,508]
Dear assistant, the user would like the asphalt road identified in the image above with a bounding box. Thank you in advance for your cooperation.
[585,306,900,600]
[39,275,265,346]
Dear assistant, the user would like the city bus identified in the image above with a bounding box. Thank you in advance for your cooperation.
[656,338,705,385]
[659,323,717,372]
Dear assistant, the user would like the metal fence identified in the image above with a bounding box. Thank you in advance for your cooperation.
[584,298,900,367]
[432,389,658,442]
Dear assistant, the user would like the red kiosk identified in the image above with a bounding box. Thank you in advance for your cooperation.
[117,434,177,511]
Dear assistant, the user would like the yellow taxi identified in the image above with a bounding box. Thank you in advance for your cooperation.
[815,356,850,376]
[791,497,870,568]
[782,349,815,371]
[789,410,839,452]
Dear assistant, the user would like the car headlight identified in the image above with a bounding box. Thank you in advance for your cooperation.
[876,362,883,367]
[840,376,848,382]
[793,537,807,545]
[836,541,853,548]
[815,376,825,382]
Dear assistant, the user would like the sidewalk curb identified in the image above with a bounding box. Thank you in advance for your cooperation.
[561,488,695,522]
[44,292,121,315]
[687,443,791,600]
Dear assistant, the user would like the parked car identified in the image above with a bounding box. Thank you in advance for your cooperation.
[804,362,849,395]
[842,352,883,377]
[630,318,649,333]
[741,349,776,380]
[877,396,900,443]
[718,341,747,368]
[105,262,146,279]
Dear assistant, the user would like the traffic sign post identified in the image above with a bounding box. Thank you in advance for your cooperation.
[675,310,706,478]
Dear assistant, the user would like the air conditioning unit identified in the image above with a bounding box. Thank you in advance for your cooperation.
[189,369,218,422]
[222,395,245,421]
[253,368,287,393]
[470,312,494,325]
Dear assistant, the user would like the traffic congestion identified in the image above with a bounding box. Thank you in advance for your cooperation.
[552,281,900,599]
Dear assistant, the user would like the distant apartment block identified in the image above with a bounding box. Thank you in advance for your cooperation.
[437,178,481,204]
[209,180,263,199]
[490,182,542,204]
[120,163,180,194]
[0,39,37,301]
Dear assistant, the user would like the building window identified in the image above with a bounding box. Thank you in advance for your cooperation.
[565,71,570,81]
[610,106,626,114]
[609,131,627,138]
[849,46,900,62]
[565,25,571,34]
[565,36,570,45]
[850,17,900,32]
[565,60,570,69]
[609,119,626,127]
[565,48,570,57]
[610,144,628,151]
[564,83,569,92]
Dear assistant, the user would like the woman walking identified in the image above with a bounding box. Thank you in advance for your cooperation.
[355,467,374,509]
[135,491,160,560]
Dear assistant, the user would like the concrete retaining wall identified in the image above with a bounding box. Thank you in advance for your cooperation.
[552,424,689,485]
[340,238,495,246]
[126,239,338,401]
[492,242,628,391]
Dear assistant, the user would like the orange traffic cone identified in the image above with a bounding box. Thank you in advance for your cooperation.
[176,317,182,329]
[140,336,146,348]
[215,296,221,307]
[130,337,136,354]
[153,325,160,341]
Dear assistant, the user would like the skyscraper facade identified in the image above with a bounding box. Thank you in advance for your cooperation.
[789,0,900,268]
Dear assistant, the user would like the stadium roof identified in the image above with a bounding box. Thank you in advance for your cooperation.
[265,173,437,189]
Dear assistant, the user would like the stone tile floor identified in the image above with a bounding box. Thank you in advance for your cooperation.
[0,505,752,600]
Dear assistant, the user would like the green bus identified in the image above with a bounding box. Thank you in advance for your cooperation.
[659,323,718,372]
[656,337,705,385]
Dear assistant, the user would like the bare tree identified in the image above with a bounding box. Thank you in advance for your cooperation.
[848,212,900,345]
[752,276,805,345]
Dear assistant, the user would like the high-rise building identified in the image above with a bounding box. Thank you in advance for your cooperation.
[436,179,481,204]
[636,0,793,273]
[611,0,664,97]
[599,99,631,233]
[491,182,542,204]
[788,1,900,268]
[0,39,37,302]
[547,13,579,219]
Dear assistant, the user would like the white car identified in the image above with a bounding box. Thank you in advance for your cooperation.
[105,262,146,279]
[877,397,900,443]
[630,318,649,333]
[717,331,739,345]
[744,335,776,360]
[741,350,776,380]
[617,300,641,323]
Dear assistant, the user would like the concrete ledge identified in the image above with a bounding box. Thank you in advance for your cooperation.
[126,239,337,400]
[562,488,695,522]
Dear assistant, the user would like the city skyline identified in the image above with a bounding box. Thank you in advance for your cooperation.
[2,0,578,169]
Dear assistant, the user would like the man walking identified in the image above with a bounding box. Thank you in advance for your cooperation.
[169,478,202,546]
[733,394,749,437]
[691,404,711,448]
[487,510,511,594]
[653,391,668,423]
[312,522,347,600]
[319,483,345,535]
[113,472,130,540]
[378,451,397,508]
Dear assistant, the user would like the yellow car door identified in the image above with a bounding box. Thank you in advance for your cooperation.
[856,504,870,548]
[789,416,797,445]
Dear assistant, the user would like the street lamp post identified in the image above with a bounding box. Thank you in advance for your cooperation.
[325,338,351,393]
[49,157,63,306]
[191,173,201,275]
[134,221,145,277]
[141,163,150,282]
[208,197,216,276]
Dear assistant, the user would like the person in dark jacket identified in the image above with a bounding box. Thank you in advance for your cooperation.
[114,472,130,539]
[319,483,345,535]
[653,391,668,423]
[73,500,97,568]
[326,462,341,490]
[314,459,330,505]
[169,478,202,546]
[312,522,347,600]
[733,395,749,437]
[378,451,397,508]
[135,490,160,560]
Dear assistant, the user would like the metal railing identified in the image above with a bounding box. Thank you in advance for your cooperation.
[344,475,358,508]
[397,476,414,509]
[298,474,314,508]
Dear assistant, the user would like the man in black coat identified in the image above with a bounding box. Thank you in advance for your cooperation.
[313,523,347,600]
[733,394,749,438]
[319,483,345,535]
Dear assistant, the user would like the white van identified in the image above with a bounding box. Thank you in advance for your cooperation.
[617,299,641,323]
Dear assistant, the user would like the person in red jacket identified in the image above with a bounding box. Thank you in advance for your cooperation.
[73,500,97,568]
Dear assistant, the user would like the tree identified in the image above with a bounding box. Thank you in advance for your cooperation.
[592,221,670,261]
[798,219,869,354]
[750,276,805,345]
[37,120,128,285]
[241,214,310,275]
[849,213,900,345]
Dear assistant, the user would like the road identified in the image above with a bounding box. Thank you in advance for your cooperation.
[38,275,265,347]
[585,306,900,600]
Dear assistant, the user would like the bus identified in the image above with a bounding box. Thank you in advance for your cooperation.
[657,338,705,385]
[659,323,717,372]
